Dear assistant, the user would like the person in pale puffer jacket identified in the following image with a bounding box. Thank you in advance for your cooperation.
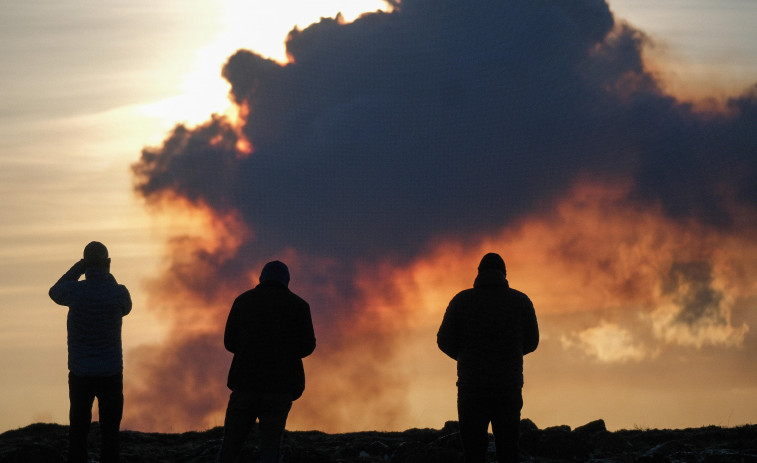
[49,241,131,463]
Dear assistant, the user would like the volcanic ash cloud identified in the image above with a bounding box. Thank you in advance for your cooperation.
[126,0,757,432]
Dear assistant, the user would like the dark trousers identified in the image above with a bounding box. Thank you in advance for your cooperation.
[68,372,123,463]
[218,390,293,463]
[458,390,523,463]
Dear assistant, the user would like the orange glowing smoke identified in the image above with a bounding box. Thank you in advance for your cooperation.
[123,179,754,432]
[123,197,253,430]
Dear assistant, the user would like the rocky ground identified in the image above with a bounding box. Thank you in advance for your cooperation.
[1,419,756,462]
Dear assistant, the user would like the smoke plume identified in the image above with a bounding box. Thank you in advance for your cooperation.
[126,0,757,432]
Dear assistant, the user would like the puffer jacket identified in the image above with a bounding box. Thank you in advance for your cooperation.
[224,280,316,400]
[49,262,132,377]
[437,269,539,393]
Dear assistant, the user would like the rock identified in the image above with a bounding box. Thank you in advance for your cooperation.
[389,441,460,463]
[365,440,390,458]
[0,443,64,463]
[574,419,607,435]
[700,449,757,463]
[591,429,634,456]
[435,431,461,450]
[520,418,539,433]
[441,421,459,434]
[2,421,757,462]
[525,424,593,461]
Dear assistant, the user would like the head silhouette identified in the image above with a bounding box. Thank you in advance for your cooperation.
[83,241,111,270]
[259,260,290,287]
[478,252,506,277]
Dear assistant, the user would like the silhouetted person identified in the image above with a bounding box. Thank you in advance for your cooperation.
[218,261,316,463]
[437,253,539,463]
[49,241,132,463]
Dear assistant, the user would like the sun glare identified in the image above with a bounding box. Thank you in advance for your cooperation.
[135,0,390,145]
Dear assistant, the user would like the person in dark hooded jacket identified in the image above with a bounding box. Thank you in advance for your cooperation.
[437,253,539,463]
[218,260,316,463]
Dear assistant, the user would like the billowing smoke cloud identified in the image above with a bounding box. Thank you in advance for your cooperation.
[126,0,757,432]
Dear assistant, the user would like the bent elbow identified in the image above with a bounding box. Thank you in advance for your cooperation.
[301,338,316,358]
[49,286,65,305]
[524,334,539,355]
[437,338,458,360]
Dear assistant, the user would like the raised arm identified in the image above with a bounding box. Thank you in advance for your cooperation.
[49,260,86,306]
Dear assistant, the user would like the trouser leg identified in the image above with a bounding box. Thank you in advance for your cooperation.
[68,373,95,463]
[257,393,292,463]
[218,391,256,463]
[457,391,490,463]
[97,374,124,463]
[491,391,523,463]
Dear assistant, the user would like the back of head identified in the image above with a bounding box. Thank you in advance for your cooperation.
[259,260,290,287]
[83,241,111,269]
[478,252,506,276]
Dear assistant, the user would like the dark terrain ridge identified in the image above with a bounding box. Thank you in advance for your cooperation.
[1,419,756,462]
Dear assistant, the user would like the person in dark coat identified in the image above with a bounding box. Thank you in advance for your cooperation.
[437,253,539,463]
[218,260,316,463]
[49,241,132,463]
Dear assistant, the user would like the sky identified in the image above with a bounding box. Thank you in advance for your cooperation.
[1,0,756,434]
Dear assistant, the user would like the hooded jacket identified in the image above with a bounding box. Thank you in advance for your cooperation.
[224,280,316,400]
[437,269,539,393]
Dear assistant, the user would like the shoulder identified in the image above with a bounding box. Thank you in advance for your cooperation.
[237,287,257,299]
[232,288,258,305]
[448,288,476,307]
[507,287,529,298]
[282,290,310,313]
[453,288,476,299]
[234,286,308,306]
[506,287,533,305]
[289,290,309,305]
[110,280,130,295]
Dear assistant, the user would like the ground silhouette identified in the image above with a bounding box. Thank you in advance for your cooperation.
[1,419,756,462]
